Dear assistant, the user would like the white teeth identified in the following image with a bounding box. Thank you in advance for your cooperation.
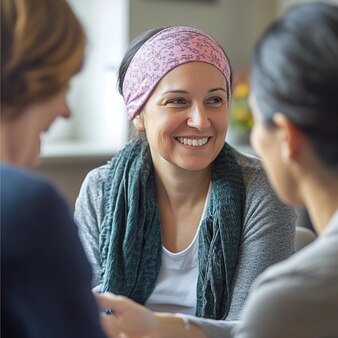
[177,137,209,146]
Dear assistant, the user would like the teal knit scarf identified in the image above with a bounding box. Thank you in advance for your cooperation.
[99,140,245,320]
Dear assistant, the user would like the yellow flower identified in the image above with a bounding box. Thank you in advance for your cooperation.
[230,79,253,132]
[229,70,253,135]
[233,82,249,98]
[233,107,251,123]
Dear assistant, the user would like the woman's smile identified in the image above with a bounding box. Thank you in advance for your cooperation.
[175,136,210,147]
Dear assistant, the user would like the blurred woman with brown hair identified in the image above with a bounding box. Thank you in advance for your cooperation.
[1,0,106,337]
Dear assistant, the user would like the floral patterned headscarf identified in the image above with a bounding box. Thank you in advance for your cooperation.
[122,26,231,120]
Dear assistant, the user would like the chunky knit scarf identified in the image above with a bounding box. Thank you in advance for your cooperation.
[99,140,245,319]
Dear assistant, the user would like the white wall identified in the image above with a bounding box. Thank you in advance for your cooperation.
[42,0,130,156]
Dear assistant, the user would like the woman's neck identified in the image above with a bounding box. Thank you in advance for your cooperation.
[1,124,11,164]
[301,171,338,234]
[154,164,212,252]
[154,164,211,211]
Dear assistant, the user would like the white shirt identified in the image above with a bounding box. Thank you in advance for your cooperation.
[145,184,212,315]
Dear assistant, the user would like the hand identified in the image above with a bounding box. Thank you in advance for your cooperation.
[94,292,160,338]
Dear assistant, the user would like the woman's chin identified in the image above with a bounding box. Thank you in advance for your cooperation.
[26,141,41,168]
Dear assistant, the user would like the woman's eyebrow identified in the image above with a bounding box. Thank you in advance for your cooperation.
[161,88,226,96]
[161,89,188,96]
[208,87,226,93]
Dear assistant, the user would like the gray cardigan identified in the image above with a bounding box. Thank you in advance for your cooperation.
[74,149,296,320]
[186,211,338,338]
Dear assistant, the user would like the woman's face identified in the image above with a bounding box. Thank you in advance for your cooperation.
[249,94,300,205]
[135,61,229,174]
[3,87,70,168]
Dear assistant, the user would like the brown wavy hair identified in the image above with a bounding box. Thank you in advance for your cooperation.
[1,0,86,120]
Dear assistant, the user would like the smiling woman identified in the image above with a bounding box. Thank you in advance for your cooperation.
[136,62,228,174]
[74,26,296,336]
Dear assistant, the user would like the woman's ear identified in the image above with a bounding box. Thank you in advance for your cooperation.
[132,113,145,132]
[273,113,302,163]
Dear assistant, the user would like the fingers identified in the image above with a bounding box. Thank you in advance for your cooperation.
[94,292,159,338]
[99,313,119,338]
[117,333,129,338]
[94,291,113,309]
[94,291,128,315]
[100,313,150,338]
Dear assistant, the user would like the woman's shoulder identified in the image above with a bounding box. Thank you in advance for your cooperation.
[255,214,338,290]
[254,229,338,296]
[238,233,338,338]
[230,147,268,190]
[1,165,73,238]
[83,163,111,186]
[1,164,49,187]
[231,147,263,173]
[230,147,296,222]
[82,140,145,187]
[76,163,112,208]
[1,164,63,205]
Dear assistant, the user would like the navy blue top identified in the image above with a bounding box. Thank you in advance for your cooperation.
[1,165,106,338]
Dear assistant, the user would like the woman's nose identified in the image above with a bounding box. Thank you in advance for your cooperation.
[61,98,71,119]
[187,104,211,130]
[62,106,71,119]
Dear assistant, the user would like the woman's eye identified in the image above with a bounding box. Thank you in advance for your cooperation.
[207,96,223,105]
[166,98,187,105]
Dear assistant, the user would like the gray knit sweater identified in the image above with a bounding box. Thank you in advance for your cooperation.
[74,148,296,320]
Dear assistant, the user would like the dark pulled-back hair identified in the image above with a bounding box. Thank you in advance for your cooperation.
[251,2,338,169]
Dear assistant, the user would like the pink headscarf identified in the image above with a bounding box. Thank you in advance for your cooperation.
[122,26,231,120]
